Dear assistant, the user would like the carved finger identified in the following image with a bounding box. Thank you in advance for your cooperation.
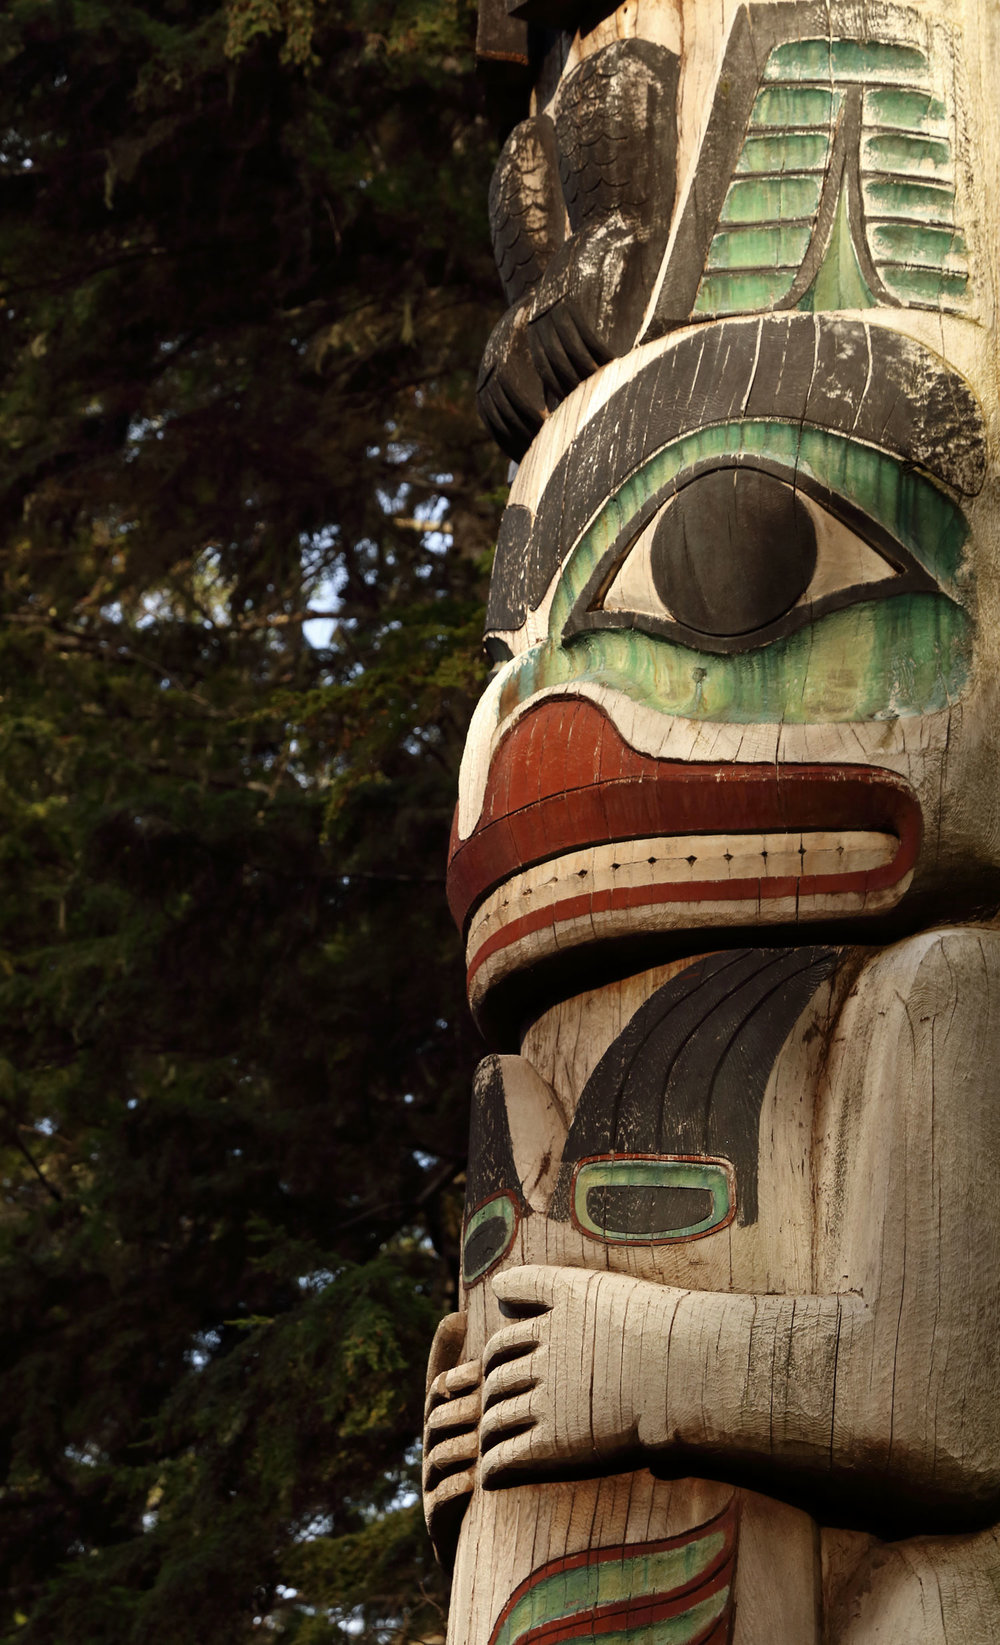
[423,1427,480,1493]
[478,377,538,461]
[425,1387,482,1442]
[425,1311,467,1397]
[482,1318,540,1378]
[528,313,582,402]
[492,1262,560,1315]
[424,1464,476,1573]
[425,1464,476,1515]
[480,1419,558,1486]
[550,304,607,380]
[483,1345,542,1412]
[425,1357,481,1418]
[491,378,539,447]
[479,1388,540,1456]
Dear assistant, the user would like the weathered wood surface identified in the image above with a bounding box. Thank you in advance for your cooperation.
[426,0,1000,1638]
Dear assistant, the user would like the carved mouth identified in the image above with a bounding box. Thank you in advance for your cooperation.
[447,698,922,1005]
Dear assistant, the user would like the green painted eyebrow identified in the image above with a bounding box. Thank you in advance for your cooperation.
[547,419,967,642]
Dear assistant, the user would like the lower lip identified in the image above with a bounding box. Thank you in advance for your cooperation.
[465,824,908,1002]
[448,698,922,1003]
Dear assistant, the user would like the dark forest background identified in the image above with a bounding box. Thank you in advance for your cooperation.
[0,1,508,1637]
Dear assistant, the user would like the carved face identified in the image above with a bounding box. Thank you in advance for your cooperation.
[453,2,1000,1026]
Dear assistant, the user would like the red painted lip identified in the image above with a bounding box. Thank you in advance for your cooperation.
[447,697,922,936]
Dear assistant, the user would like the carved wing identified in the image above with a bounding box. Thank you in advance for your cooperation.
[554,38,670,231]
[488,115,565,306]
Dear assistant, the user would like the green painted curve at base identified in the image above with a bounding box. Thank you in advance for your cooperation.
[526,1591,729,1645]
[492,1535,728,1645]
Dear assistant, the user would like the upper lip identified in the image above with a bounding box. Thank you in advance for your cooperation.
[447,697,922,935]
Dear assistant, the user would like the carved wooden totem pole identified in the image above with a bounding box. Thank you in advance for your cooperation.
[424,0,1000,1638]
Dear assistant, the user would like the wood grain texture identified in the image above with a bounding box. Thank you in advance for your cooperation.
[426,937,1000,1637]
[430,0,1000,1635]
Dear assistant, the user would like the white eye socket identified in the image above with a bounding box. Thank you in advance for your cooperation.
[572,465,935,655]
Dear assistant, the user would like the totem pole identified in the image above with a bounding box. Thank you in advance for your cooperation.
[424,0,1000,1638]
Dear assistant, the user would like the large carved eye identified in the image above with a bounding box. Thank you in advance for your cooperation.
[568,463,939,655]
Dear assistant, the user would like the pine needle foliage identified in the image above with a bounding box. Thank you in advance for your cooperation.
[0,1,505,1637]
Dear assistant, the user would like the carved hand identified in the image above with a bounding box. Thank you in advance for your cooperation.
[422,1312,482,1568]
[479,1264,679,1485]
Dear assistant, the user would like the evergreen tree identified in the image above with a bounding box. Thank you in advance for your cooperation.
[0,2,505,1637]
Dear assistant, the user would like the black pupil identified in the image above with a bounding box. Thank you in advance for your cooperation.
[651,468,818,637]
[462,1214,509,1279]
[586,1184,714,1237]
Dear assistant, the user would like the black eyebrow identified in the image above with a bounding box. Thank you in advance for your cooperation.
[486,315,986,633]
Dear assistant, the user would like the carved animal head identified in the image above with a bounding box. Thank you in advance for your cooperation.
[453,2,998,1034]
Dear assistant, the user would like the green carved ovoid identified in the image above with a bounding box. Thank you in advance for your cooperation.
[573,1158,733,1243]
[694,34,970,318]
[764,39,931,81]
[462,1193,517,1285]
[491,1533,728,1645]
[496,422,971,727]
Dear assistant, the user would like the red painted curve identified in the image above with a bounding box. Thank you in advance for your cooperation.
[447,697,922,947]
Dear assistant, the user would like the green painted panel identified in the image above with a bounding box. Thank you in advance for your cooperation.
[496,421,972,727]
[797,182,877,310]
[868,221,966,268]
[574,1158,732,1242]
[720,174,822,222]
[537,1592,729,1645]
[763,39,930,83]
[492,1535,727,1645]
[863,87,948,127]
[505,592,970,727]
[881,265,969,303]
[707,224,813,270]
[862,132,952,173]
[735,132,832,173]
[694,269,795,314]
[749,85,839,126]
[862,177,955,221]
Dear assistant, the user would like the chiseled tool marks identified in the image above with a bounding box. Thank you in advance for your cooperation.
[486,1503,738,1645]
[548,947,836,1229]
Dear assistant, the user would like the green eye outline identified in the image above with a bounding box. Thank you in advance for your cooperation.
[571,1154,736,1244]
[564,455,941,656]
[462,1191,520,1286]
[550,419,968,658]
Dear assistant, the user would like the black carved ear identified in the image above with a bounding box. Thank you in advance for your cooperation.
[466,1055,527,1210]
[462,1056,529,1286]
